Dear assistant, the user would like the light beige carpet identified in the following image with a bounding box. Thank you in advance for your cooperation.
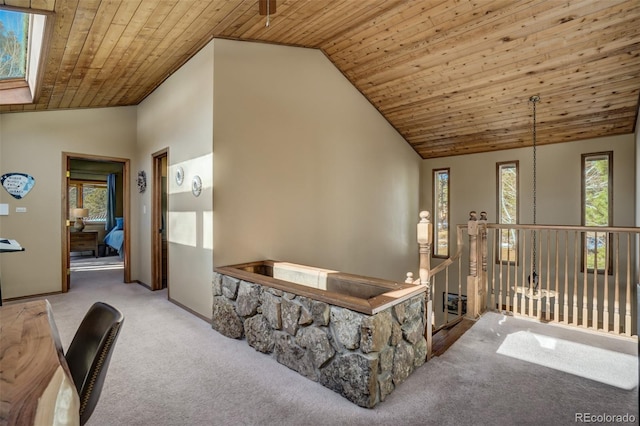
[21,266,638,426]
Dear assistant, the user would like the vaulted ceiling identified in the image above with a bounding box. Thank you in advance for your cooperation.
[1,0,639,159]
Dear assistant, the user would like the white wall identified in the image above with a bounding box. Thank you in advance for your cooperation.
[136,43,214,318]
[0,115,3,288]
[0,40,421,315]
[4,37,632,324]
[0,107,136,298]
[635,108,639,284]
[213,39,422,282]
[421,134,636,231]
[636,107,639,228]
[421,134,637,322]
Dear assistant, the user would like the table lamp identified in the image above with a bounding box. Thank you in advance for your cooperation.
[72,208,89,232]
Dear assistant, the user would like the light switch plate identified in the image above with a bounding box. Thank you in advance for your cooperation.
[0,204,8,215]
[16,207,27,213]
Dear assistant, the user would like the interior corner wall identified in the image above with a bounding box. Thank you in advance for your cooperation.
[136,42,214,319]
[635,108,639,283]
[0,107,137,298]
[420,133,636,243]
[0,114,3,285]
[212,39,421,282]
[635,107,639,228]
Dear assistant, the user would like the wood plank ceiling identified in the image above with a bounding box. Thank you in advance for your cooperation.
[1,0,639,159]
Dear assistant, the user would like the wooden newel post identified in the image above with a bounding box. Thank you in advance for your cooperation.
[478,211,488,316]
[417,211,432,285]
[468,211,478,277]
[417,211,433,359]
[467,211,480,319]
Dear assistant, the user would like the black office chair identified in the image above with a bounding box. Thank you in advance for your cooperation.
[66,302,124,425]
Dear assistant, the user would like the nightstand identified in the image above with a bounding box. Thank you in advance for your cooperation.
[70,231,98,257]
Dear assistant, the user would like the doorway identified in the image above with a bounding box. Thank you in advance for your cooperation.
[62,153,131,292]
[152,149,168,291]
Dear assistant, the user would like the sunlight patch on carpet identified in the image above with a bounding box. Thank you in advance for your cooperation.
[497,331,638,390]
[70,263,124,272]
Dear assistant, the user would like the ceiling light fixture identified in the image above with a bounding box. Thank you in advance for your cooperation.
[259,0,276,27]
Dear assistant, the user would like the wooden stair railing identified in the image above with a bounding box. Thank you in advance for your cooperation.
[409,210,639,360]
[479,219,639,338]
[407,211,473,360]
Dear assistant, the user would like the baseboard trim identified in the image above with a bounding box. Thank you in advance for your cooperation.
[169,297,211,323]
[2,290,62,304]
[135,280,152,290]
[130,280,211,323]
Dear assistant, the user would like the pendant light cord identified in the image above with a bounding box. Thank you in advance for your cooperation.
[530,95,539,279]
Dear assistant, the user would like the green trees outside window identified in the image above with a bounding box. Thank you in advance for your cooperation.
[69,182,107,222]
[582,152,612,272]
[0,10,28,80]
[433,168,449,258]
[497,161,518,262]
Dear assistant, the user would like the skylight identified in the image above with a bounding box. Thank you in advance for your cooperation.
[0,9,28,80]
[0,7,50,105]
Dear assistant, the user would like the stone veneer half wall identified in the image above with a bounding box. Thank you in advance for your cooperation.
[211,272,427,408]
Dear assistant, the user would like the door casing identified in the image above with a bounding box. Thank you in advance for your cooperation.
[61,152,131,291]
[152,149,168,292]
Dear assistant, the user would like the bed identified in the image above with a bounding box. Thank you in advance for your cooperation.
[104,217,124,258]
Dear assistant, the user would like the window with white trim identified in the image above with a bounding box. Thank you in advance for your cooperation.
[497,161,518,262]
[0,7,50,104]
[581,152,612,272]
[433,168,449,258]
[69,181,108,223]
